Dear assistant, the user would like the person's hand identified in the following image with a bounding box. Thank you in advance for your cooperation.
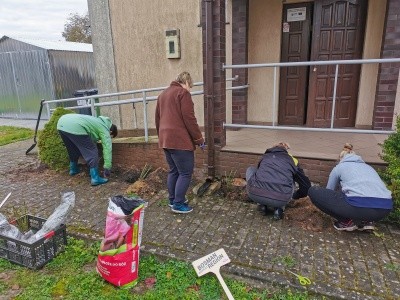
[199,142,206,151]
[103,168,111,178]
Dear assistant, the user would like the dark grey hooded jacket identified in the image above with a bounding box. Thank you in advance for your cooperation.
[247,146,311,201]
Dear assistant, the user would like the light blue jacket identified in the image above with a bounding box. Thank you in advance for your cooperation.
[57,114,113,169]
[327,153,392,208]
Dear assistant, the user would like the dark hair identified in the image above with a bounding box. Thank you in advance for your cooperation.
[110,124,118,138]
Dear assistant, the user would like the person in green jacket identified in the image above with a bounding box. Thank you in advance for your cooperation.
[57,114,118,186]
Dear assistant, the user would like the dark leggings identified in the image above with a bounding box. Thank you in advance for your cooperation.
[163,149,194,205]
[308,186,391,223]
[58,130,99,168]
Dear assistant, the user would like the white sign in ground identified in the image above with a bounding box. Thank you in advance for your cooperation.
[192,248,234,300]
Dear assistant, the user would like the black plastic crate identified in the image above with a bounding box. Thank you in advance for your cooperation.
[0,215,67,269]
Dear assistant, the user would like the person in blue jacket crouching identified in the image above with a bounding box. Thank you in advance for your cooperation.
[308,143,393,232]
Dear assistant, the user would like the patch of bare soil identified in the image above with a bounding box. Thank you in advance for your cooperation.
[124,170,332,233]
[6,160,52,182]
[285,197,334,232]
[217,182,249,202]
[125,167,168,198]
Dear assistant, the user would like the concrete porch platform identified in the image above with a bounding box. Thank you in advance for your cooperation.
[224,128,389,164]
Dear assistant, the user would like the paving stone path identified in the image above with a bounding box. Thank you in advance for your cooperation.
[1,140,400,300]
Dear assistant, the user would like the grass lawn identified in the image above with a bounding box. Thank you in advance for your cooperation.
[0,238,322,300]
[0,126,34,146]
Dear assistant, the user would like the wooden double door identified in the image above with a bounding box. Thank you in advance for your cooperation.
[278,0,368,127]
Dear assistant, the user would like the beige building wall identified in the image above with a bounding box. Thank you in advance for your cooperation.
[108,0,204,130]
[248,0,282,124]
[247,0,386,127]
[94,0,386,130]
[357,0,387,129]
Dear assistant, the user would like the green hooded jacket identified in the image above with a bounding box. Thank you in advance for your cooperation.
[57,114,113,169]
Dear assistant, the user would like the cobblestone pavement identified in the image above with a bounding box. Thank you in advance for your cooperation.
[1,140,400,300]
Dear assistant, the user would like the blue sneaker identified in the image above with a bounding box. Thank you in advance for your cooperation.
[171,203,193,214]
[168,198,189,208]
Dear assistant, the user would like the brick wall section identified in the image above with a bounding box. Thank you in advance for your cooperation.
[113,142,207,176]
[216,151,335,185]
[112,142,386,186]
[113,143,166,170]
[212,0,227,146]
[216,150,386,186]
[232,0,249,125]
[374,0,400,129]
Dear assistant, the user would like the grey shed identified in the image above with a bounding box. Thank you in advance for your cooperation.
[0,36,95,119]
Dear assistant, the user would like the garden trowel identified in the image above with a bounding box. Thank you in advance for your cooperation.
[192,248,234,300]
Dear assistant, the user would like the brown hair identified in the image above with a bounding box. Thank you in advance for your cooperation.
[273,141,290,150]
[176,71,193,88]
[339,143,354,160]
[110,124,118,138]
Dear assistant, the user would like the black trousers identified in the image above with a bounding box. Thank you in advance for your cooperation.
[308,186,391,223]
[58,130,99,168]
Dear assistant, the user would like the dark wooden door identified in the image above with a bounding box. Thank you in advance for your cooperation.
[306,0,367,127]
[279,3,313,125]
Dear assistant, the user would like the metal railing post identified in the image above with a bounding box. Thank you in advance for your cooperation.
[91,98,96,117]
[46,102,50,119]
[142,91,149,142]
[331,64,339,129]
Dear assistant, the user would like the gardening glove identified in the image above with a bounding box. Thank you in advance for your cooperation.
[103,168,111,178]
[199,142,206,151]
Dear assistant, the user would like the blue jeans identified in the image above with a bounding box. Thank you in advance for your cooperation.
[163,149,194,205]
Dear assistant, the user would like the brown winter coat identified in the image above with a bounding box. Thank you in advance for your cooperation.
[155,81,204,150]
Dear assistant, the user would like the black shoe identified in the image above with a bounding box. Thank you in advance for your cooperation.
[273,208,284,220]
[357,221,375,231]
[258,204,267,214]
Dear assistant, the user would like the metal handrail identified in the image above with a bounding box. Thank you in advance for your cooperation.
[43,76,247,142]
[223,57,400,133]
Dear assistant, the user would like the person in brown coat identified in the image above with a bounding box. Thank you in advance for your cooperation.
[155,71,205,213]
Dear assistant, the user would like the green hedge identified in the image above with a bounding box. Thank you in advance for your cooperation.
[380,118,400,225]
[38,108,75,170]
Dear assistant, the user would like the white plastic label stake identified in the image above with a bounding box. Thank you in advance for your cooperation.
[192,248,234,300]
[0,192,11,209]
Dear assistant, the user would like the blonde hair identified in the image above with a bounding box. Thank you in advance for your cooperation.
[176,71,193,88]
[273,141,290,150]
[339,143,355,160]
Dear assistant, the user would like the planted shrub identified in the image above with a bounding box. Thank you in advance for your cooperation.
[38,107,75,170]
[380,117,400,225]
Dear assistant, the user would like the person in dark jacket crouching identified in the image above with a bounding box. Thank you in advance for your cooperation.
[246,142,311,220]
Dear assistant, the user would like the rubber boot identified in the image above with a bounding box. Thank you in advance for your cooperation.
[69,162,80,176]
[90,168,108,186]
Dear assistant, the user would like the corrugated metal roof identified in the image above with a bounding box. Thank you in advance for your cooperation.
[0,36,93,52]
